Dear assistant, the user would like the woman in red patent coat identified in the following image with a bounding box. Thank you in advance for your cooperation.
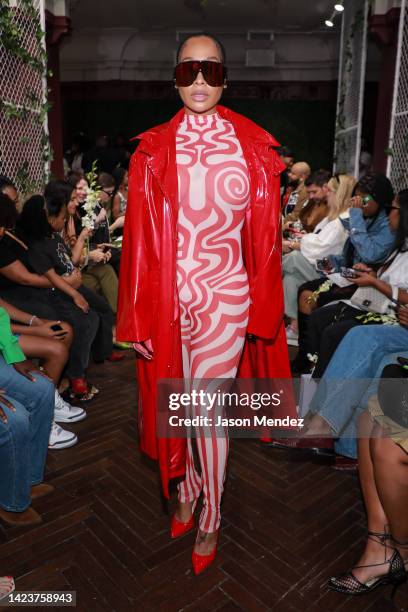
[117,33,293,574]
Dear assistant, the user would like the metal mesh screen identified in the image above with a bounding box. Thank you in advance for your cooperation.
[387,0,408,191]
[0,0,48,195]
[334,0,369,176]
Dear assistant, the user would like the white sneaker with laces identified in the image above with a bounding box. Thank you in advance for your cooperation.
[54,390,86,423]
[286,326,299,347]
[48,422,78,450]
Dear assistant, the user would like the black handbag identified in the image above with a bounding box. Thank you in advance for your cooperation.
[377,362,408,428]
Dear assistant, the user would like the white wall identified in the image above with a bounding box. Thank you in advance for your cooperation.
[372,0,401,14]
[59,29,342,82]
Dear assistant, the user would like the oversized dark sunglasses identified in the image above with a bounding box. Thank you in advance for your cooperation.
[174,60,227,87]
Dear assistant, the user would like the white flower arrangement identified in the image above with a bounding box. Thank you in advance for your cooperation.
[356,312,399,326]
[307,279,333,305]
[81,160,100,230]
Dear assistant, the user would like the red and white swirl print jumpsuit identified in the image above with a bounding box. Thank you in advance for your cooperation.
[176,112,250,532]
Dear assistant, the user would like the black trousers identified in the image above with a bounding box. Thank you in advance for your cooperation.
[293,280,359,373]
[78,285,114,361]
[307,303,369,379]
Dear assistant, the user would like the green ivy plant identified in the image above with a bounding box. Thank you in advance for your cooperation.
[0,0,53,195]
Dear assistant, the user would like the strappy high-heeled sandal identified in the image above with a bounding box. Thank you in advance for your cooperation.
[390,535,408,572]
[328,530,407,598]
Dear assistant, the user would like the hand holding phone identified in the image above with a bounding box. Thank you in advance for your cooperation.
[340,267,359,279]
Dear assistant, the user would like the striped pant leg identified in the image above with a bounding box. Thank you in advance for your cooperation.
[177,306,203,504]
[195,425,229,532]
[178,437,202,503]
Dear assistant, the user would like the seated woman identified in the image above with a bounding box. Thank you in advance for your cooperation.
[94,173,121,275]
[19,186,119,396]
[0,298,85,449]
[65,174,127,349]
[329,359,407,598]
[305,188,407,379]
[304,321,408,597]
[0,306,54,527]
[293,173,396,371]
[70,169,123,263]
[0,193,99,399]
[111,167,128,227]
[0,193,53,307]
[283,173,356,345]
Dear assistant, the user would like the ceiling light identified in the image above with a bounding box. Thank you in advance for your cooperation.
[334,3,344,11]
[325,19,334,27]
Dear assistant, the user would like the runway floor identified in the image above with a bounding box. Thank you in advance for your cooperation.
[1,354,407,611]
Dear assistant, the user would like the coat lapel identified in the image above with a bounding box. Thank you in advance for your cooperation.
[136,108,185,227]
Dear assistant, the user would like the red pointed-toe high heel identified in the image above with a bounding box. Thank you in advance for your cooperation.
[191,531,218,576]
[170,514,195,539]
[192,532,218,575]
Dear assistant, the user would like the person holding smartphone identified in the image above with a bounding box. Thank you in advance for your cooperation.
[292,173,397,373]
[305,188,407,381]
[0,298,86,449]
[0,305,55,526]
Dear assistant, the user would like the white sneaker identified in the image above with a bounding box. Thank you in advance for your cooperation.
[48,422,78,450]
[286,326,299,347]
[54,390,87,423]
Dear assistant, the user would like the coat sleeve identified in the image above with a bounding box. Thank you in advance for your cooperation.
[116,151,153,342]
[246,150,285,340]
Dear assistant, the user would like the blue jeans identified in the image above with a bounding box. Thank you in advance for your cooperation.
[0,357,54,511]
[309,324,408,458]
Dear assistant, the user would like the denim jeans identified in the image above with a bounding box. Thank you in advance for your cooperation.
[309,324,408,458]
[0,356,54,511]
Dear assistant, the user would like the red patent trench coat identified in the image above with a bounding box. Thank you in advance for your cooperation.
[117,105,294,497]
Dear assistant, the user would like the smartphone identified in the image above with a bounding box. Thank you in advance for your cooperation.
[340,267,359,279]
[51,323,64,332]
[316,258,333,273]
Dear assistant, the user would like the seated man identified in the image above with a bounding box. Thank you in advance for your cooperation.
[0,306,54,526]
[282,161,310,226]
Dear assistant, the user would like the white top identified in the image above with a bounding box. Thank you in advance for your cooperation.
[379,249,408,300]
[337,248,408,312]
[300,217,348,265]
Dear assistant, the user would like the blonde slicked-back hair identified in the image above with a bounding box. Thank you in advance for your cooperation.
[327,174,357,220]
